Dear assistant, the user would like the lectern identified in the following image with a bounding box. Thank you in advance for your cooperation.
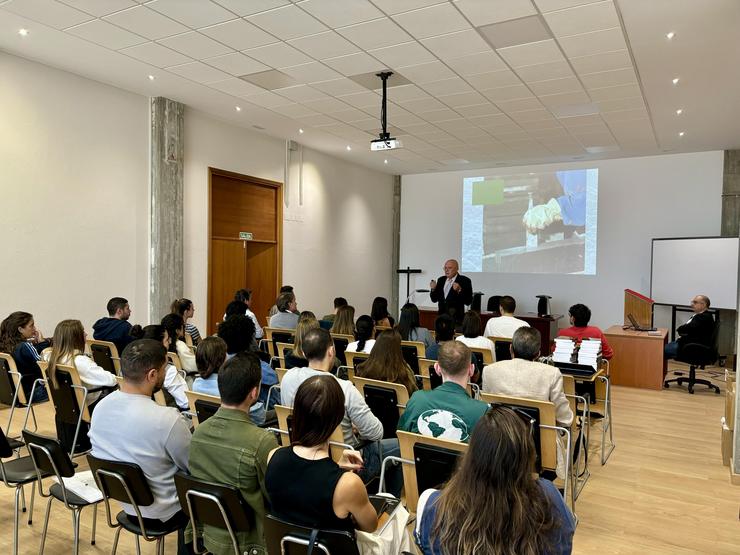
[624,289,654,328]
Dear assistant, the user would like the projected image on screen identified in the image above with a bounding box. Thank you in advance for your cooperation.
[462,169,598,274]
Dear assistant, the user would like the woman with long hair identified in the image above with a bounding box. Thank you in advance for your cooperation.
[161,313,197,375]
[133,324,189,411]
[346,315,375,354]
[170,298,201,345]
[330,305,355,336]
[371,296,394,327]
[285,313,319,369]
[192,336,228,396]
[396,303,434,349]
[456,310,495,361]
[356,330,417,395]
[416,405,574,554]
[0,311,49,402]
[265,375,377,534]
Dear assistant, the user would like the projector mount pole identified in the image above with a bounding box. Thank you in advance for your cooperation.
[377,71,392,142]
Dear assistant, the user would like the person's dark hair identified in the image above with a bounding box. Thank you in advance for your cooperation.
[291,375,345,447]
[106,297,128,316]
[569,304,591,327]
[333,297,348,309]
[354,315,375,352]
[217,314,255,354]
[120,339,167,383]
[218,351,262,405]
[357,330,417,394]
[224,300,246,319]
[277,292,295,312]
[195,336,227,380]
[160,313,184,353]
[0,311,33,353]
[431,406,558,554]
[434,314,455,342]
[397,303,421,341]
[461,311,482,339]
[301,328,333,361]
[330,305,355,336]
[279,285,294,294]
[134,324,166,344]
[370,297,390,324]
[499,295,516,314]
[170,298,192,317]
[234,289,251,303]
[511,327,541,361]
[438,341,471,377]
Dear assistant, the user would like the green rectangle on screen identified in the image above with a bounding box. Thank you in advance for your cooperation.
[472,179,505,205]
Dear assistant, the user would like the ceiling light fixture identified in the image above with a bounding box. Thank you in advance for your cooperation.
[676,109,683,115]
[18,28,29,36]
[666,31,675,39]
[672,77,680,85]
[384,159,388,164]
[679,131,685,137]
[235,106,241,112]
[148,75,155,81]
[346,145,351,151]
[298,128,304,134]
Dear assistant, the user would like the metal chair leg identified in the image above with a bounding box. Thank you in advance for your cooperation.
[110,526,122,555]
[20,484,26,512]
[135,535,141,555]
[72,509,80,555]
[91,503,97,545]
[39,496,53,555]
[13,486,21,555]
[27,481,35,525]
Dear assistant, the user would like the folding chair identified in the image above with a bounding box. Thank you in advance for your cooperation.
[85,339,121,376]
[489,337,513,362]
[271,405,353,462]
[348,376,409,439]
[264,513,359,555]
[264,328,295,359]
[184,391,221,428]
[400,341,425,373]
[331,334,353,367]
[0,353,40,437]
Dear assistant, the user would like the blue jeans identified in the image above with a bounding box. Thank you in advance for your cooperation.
[30,383,49,403]
[360,438,403,497]
[665,341,679,359]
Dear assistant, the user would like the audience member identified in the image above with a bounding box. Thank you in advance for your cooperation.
[89,339,192,552]
[330,305,355,336]
[322,297,348,324]
[665,294,714,359]
[398,342,487,442]
[268,285,295,318]
[92,297,135,355]
[136,325,189,411]
[425,314,455,360]
[192,336,228,396]
[268,292,299,330]
[371,296,394,327]
[170,298,201,345]
[397,303,434,349]
[234,288,264,340]
[346,315,375,353]
[483,295,529,339]
[189,352,278,555]
[285,313,319,369]
[0,311,49,402]
[356,329,418,395]
[415,405,574,555]
[557,304,614,359]
[266,375,378,536]
[161,313,197,374]
[456,311,495,361]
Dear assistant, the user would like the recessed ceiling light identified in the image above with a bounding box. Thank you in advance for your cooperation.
[346,145,351,151]
[676,108,683,115]
[666,31,675,39]
[18,28,29,36]
[383,159,388,164]
[672,77,680,85]
[298,128,304,134]
[235,106,241,112]
[148,75,155,81]
[679,131,685,137]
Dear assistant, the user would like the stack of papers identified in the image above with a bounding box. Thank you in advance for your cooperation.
[53,470,103,503]
[553,338,576,363]
[577,339,602,369]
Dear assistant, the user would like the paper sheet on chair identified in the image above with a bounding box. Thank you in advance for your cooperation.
[52,470,104,503]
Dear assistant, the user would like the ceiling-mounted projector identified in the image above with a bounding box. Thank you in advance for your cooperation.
[371,71,402,152]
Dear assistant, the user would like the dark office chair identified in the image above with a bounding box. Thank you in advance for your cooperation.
[400,344,421,373]
[332,336,350,366]
[664,321,721,394]
[413,442,464,494]
[493,338,513,362]
[264,513,359,555]
[88,342,119,375]
[362,384,401,439]
[486,295,502,315]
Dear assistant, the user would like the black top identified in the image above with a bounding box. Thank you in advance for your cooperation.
[429,273,473,324]
[265,446,354,533]
[284,350,308,370]
[677,311,715,349]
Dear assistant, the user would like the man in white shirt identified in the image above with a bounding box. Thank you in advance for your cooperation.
[89,339,192,551]
[484,295,529,338]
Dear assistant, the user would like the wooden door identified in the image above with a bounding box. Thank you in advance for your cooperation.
[208,168,282,335]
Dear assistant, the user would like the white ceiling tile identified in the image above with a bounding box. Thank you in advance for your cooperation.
[59,0,137,17]
[323,52,387,75]
[445,51,507,77]
[248,4,327,40]
[397,96,448,113]
[436,118,471,131]
[533,0,599,13]
[467,70,522,90]
[337,90,381,109]
[331,107,373,122]
[242,90,295,107]
[558,113,603,127]
[281,61,342,83]
[299,0,383,27]
[204,53,270,76]
[454,0,537,26]
[392,3,470,39]
[570,49,631,75]
[369,0,448,15]
[455,103,502,117]
[66,19,146,49]
[289,31,360,59]
[369,41,435,69]
[538,90,591,107]
[148,0,235,28]
[166,61,232,83]
[438,90,488,107]
[421,29,491,60]
[528,76,583,96]
[271,103,321,117]
[601,108,649,123]
[581,67,636,89]
[200,19,278,50]
[544,0,620,37]
[423,77,474,96]
[295,113,340,126]
[104,5,189,39]
[519,118,564,130]
[497,39,565,68]
[528,126,570,137]
[596,96,644,113]
[558,27,627,58]
[3,0,92,29]
[387,85,430,101]
[351,117,383,131]
[243,42,313,68]
[495,96,543,112]
[390,111,426,126]
[509,108,553,122]
[336,17,413,50]
[212,0,289,16]
[515,60,574,82]
[209,77,266,96]
[422,108,463,122]
[397,60,456,83]
[586,82,641,101]
[311,77,368,95]
[394,122,440,135]
[120,41,191,67]
[274,84,327,101]
[482,84,534,102]
[303,96,354,114]
[158,32,233,59]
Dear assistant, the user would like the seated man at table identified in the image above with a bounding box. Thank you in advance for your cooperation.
[557,303,613,359]
[664,295,715,359]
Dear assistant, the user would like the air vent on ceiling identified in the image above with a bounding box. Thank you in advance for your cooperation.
[348,71,411,90]
[478,16,552,49]
[239,70,298,90]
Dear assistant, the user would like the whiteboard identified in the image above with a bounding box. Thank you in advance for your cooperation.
[651,237,739,309]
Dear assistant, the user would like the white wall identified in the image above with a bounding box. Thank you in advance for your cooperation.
[0,53,149,334]
[400,151,724,329]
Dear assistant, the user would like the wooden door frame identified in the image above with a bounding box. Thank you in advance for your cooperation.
[207,167,283,335]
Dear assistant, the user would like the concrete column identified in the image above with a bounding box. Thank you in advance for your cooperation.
[149,97,184,323]
[727,150,740,475]
[390,176,401,318]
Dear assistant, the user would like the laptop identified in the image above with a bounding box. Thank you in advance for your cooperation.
[627,313,656,332]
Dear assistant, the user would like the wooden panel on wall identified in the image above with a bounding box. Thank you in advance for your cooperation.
[208,238,246,334]
[211,173,277,242]
[247,242,278,327]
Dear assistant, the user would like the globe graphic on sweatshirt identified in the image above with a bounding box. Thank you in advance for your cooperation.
[417,410,469,441]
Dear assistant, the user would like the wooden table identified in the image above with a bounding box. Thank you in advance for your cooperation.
[603,326,668,390]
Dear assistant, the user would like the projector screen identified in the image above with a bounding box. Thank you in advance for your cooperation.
[651,237,738,310]
[462,168,598,274]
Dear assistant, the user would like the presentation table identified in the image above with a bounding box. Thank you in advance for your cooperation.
[603,326,668,390]
[418,309,562,356]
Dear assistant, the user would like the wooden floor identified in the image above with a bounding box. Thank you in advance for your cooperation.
[1,364,739,554]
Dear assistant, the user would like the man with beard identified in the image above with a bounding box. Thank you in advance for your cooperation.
[93,296,135,354]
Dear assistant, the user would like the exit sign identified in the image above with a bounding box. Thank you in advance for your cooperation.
[239,231,253,240]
